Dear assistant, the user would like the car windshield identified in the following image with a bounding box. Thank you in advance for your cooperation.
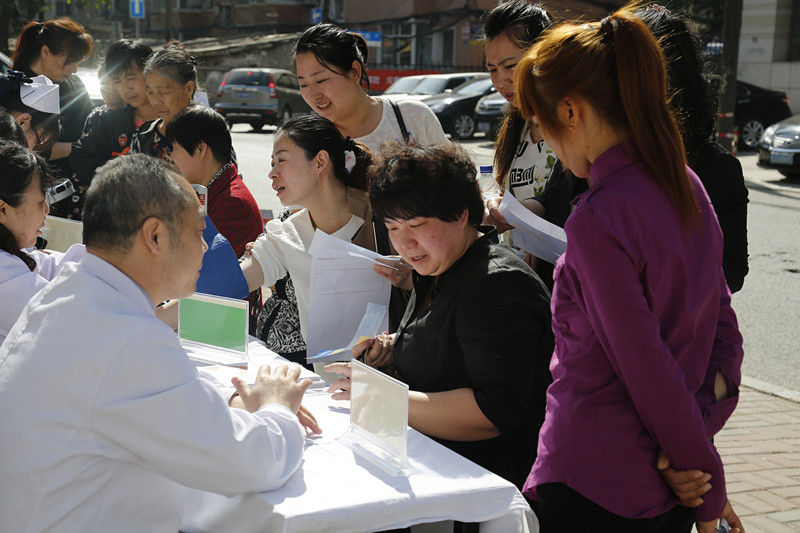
[384,77,422,94]
[411,78,449,95]
[453,78,492,95]
[226,70,269,86]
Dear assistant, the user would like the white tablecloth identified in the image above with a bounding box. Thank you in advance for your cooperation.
[181,340,538,533]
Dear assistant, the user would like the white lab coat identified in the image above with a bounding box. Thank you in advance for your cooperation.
[0,244,85,346]
[0,253,305,533]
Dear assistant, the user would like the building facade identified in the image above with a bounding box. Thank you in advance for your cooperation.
[739,0,800,113]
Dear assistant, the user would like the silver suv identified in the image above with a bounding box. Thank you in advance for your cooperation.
[214,68,310,131]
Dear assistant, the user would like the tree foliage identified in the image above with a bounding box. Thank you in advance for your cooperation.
[1,0,49,55]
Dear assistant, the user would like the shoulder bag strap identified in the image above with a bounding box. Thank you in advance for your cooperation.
[385,99,410,142]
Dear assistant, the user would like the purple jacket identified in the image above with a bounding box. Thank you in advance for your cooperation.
[525,143,743,522]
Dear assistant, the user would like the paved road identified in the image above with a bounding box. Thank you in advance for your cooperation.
[231,124,800,394]
[732,153,800,395]
[231,124,497,218]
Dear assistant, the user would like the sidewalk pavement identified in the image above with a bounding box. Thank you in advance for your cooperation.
[716,380,800,532]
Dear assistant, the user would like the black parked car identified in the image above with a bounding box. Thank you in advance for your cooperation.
[474,92,508,141]
[757,114,800,177]
[736,81,792,149]
[422,77,496,139]
[214,68,310,131]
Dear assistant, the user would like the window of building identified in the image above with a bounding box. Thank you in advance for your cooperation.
[441,27,454,67]
[328,0,344,22]
[417,21,433,66]
[381,23,415,66]
[220,4,232,26]
[176,0,212,9]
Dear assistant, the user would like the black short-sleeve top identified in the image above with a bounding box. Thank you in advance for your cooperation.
[392,226,554,489]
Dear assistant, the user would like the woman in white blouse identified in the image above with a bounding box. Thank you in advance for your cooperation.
[0,140,84,345]
[293,23,448,152]
[240,115,408,365]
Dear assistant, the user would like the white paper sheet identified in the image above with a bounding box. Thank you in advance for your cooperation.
[498,193,567,264]
[307,302,387,363]
[305,230,392,362]
[308,229,402,270]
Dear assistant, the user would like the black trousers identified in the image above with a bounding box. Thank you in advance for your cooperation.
[533,483,696,533]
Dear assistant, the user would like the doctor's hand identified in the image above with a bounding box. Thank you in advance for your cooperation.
[325,362,352,401]
[656,451,711,508]
[483,196,514,233]
[354,333,394,368]
[373,256,413,291]
[697,500,744,533]
[232,364,311,416]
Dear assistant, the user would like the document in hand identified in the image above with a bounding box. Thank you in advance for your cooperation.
[305,230,392,361]
[44,215,82,253]
[498,193,567,264]
[307,302,388,363]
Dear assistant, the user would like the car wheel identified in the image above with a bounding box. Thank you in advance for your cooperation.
[281,107,292,125]
[450,113,475,140]
[739,119,765,149]
[249,121,265,131]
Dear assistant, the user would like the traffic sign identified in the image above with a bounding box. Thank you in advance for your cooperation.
[352,31,382,47]
[130,0,145,19]
[311,6,322,24]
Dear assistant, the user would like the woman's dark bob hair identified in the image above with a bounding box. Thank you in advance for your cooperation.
[368,142,483,226]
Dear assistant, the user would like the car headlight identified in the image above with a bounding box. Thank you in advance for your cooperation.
[427,101,449,113]
[761,125,776,146]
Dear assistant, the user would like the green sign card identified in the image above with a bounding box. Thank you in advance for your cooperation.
[178,293,249,354]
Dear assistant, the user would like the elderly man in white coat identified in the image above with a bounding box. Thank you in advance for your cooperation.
[0,154,319,533]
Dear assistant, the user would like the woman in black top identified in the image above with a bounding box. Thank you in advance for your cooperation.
[639,7,749,293]
[11,18,93,160]
[69,39,157,219]
[325,143,554,490]
[11,17,93,217]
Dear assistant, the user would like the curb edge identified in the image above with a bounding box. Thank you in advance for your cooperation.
[742,375,800,404]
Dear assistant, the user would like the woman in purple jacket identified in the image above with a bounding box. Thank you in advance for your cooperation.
[515,5,744,533]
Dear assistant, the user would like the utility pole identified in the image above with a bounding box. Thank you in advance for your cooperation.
[718,0,743,153]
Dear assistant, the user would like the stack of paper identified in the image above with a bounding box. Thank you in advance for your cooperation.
[499,193,568,264]
[305,231,395,361]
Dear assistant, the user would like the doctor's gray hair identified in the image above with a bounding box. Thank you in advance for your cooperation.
[82,154,194,253]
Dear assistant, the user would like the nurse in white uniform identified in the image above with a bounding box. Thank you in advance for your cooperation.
[0,139,83,345]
